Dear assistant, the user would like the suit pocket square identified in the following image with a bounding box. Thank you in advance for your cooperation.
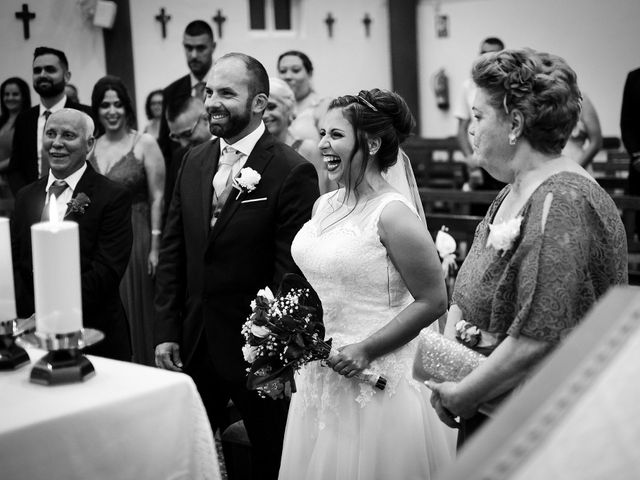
[240,197,268,204]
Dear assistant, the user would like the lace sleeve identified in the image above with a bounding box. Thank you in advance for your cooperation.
[505,188,620,343]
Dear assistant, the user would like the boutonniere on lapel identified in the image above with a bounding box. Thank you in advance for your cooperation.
[65,193,91,218]
[232,167,261,200]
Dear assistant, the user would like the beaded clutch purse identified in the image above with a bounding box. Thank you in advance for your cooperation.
[412,328,486,383]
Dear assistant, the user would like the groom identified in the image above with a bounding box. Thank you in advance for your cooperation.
[154,53,318,479]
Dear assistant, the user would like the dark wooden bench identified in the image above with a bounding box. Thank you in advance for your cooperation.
[419,188,640,285]
[403,137,467,189]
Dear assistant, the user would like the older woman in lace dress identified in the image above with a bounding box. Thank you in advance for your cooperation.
[427,49,628,447]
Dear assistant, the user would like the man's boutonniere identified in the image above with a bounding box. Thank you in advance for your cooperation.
[65,193,91,217]
[232,167,261,200]
[486,216,523,255]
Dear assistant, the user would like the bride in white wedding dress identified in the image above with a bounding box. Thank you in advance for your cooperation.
[278,89,456,480]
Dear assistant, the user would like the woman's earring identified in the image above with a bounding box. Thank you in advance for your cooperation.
[508,133,517,145]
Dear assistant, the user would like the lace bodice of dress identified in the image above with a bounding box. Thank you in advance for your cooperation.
[291,190,421,404]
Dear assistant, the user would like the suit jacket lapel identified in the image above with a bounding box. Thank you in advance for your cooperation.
[208,131,275,242]
[28,178,48,226]
[201,139,221,236]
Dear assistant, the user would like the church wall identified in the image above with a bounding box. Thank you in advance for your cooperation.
[129,0,392,129]
[0,0,106,109]
[418,0,640,138]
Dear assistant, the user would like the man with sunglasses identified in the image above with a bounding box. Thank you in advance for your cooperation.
[163,95,215,216]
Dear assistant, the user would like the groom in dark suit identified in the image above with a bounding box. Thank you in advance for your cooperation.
[7,46,93,195]
[11,109,132,361]
[154,53,318,480]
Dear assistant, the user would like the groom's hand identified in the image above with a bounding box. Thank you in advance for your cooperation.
[155,342,183,371]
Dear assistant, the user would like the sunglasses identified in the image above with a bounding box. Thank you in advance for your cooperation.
[169,114,206,142]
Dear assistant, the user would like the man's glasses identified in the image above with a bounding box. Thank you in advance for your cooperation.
[169,114,206,142]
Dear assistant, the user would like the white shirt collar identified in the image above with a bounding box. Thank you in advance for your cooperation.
[45,162,87,193]
[220,122,265,158]
[39,95,67,116]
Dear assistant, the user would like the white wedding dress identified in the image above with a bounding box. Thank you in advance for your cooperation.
[279,190,455,480]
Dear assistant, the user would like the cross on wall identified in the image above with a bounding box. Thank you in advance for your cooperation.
[15,3,36,40]
[155,7,171,39]
[213,9,226,39]
[324,13,335,38]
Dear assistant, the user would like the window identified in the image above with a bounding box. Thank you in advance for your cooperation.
[249,0,293,31]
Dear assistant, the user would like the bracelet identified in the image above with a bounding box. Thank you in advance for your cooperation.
[151,229,162,236]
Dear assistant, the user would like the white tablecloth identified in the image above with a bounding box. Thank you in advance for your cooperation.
[0,347,221,480]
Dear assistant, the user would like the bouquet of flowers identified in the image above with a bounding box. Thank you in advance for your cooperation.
[242,273,386,398]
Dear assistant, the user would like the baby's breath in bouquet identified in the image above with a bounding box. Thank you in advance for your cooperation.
[242,274,386,399]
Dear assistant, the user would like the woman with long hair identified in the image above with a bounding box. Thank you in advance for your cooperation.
[90,75,165,365]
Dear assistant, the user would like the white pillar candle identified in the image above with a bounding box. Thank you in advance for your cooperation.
[0,217,17,322]
[31,200,83,334]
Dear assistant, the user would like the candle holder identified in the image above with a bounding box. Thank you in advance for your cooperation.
[17,328,104,385]
[0,319,31,370]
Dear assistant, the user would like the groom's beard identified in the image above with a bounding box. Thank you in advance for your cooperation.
[207,99,252,140]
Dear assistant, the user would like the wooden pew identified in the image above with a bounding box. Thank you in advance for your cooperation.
[419,188,640,285]
[403,137,467,189]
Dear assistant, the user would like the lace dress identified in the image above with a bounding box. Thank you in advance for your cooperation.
[279,191,455,480]
[90,135,156,365]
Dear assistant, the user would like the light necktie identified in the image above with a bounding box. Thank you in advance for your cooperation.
[41,180,68,221]
[193,82,206,101]
[40,110,52,177]
[212,146,242,199]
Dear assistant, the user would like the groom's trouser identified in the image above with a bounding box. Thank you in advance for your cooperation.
[186,338,289,480]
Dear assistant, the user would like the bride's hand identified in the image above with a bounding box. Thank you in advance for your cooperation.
[330,343,372,378]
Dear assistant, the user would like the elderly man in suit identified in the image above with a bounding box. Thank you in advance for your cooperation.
[154,53,319,480]
[11,109,132,361]
[7,47,93,194]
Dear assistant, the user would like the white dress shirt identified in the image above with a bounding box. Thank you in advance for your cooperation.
[44,162,87,221]
[218,121,266,178]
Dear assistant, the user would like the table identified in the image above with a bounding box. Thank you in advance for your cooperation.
[0,347,221,480]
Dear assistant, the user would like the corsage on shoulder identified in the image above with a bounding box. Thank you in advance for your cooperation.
[486,216,523,255]
[455,320,481,348]
[233,167,261,200]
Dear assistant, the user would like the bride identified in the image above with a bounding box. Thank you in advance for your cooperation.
[278,89,455,479]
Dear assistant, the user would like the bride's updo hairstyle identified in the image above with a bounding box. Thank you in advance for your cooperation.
[328,88,415,189]
[472,48,582,155]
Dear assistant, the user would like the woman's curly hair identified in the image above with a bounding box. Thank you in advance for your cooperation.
[472,48,582,155]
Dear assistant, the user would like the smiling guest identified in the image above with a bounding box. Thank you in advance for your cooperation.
[265,78,334,194]
[11,108,133,361]
[154,52,318,479]
[158,20,216,167]
[277,50,329,143]
[7,47,93,194]
[426,49,628,447]
[89,75,165,367]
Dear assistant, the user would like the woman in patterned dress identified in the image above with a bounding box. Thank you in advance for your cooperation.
[427,49,628,446]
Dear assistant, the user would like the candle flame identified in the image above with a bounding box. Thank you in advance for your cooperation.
[49,194,60,227]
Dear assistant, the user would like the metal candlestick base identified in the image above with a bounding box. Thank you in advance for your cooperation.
[0,319,32,370]
[30,349,95,385]
[17,328,104,385]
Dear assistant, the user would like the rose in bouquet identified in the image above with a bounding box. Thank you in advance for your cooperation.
[242,273,386,398]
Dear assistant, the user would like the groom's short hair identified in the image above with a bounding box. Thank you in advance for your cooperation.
[218,52,269,100]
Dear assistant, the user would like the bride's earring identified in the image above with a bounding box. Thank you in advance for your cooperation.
[508,133,517,145]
